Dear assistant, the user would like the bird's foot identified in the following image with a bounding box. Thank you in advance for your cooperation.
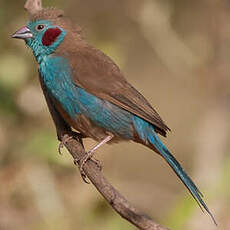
[73,157,89,183]
[73,135,112,183]
[73,151,102,184]
[58,135,73,155]
[58,132,84,155]
[79,149,101,174]
[91,157,102,170]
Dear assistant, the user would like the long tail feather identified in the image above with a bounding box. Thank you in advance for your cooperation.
[147,131,217,225]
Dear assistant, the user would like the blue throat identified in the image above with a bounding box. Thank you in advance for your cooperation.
[25,20,66,64]
[26,31,65,63]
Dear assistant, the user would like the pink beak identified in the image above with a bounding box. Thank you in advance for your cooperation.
[12,26,33,39]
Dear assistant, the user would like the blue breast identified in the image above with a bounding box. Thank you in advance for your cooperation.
[40,56,81,116]
[39,56,134,139]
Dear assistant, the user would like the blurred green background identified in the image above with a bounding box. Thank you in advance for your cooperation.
[0,0,230,229]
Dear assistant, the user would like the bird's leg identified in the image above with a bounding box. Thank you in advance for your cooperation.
[75,135,113,180]
[58,132,85,155]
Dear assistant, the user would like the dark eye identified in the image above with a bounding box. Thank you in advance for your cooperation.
[35,24,45,31]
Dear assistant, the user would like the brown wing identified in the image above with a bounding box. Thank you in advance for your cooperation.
[57,44,170,137]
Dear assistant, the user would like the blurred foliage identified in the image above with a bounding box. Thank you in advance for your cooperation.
[0,0,230,229]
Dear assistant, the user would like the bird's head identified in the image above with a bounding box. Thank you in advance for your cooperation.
[12,8,81,62]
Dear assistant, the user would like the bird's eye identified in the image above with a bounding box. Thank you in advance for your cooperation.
[35,24,45,31]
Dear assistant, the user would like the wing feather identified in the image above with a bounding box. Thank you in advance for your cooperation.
[56,44,170,136]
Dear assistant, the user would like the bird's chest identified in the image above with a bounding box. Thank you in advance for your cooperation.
[39,56,111,139]
[39,56,82,117]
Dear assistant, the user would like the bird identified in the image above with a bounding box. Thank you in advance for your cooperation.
[12,8,216,224]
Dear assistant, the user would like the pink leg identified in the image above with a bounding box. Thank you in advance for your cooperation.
[88,135,113,153]
[75,135,113,180]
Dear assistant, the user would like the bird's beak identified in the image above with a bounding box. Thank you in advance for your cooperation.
[12,26,33,39]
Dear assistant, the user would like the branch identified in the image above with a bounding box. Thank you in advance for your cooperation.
[64,134,169,230]
[24,1,170,229]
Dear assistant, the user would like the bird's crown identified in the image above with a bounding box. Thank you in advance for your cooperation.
[30,7,64,21]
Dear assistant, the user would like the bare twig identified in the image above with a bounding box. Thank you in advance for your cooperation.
[24,0,170,229]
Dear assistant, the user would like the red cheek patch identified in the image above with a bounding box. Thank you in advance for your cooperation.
[42,28,62,46]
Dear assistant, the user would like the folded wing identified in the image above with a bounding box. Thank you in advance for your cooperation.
[57,45,170,136]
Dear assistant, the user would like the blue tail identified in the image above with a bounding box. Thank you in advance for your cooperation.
[132,116,216,224]
[148,132,216,224]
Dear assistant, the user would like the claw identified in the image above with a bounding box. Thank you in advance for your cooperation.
[74,153,102,184]
[92,157,102,170]
[78,134,112,171]
[78,149,95,174]
[74,158,90,184]
[73,135,112,183]
[58,141,64,155]
[58,135,73,155]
